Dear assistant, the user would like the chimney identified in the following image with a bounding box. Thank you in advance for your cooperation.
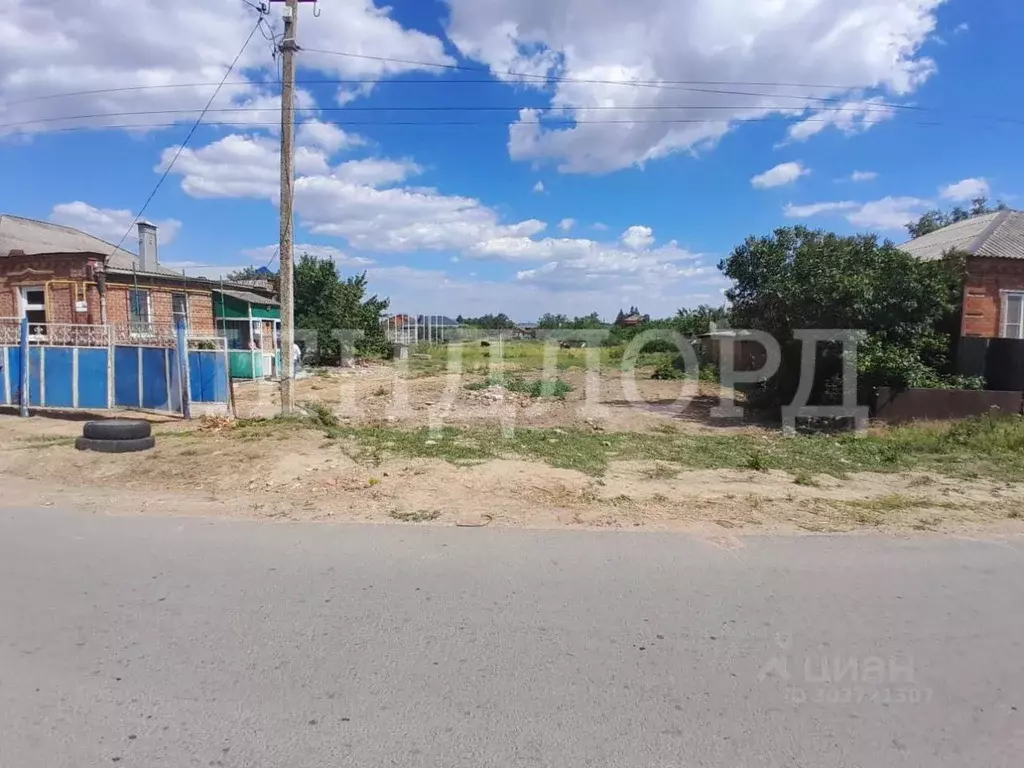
[137,221,158,272]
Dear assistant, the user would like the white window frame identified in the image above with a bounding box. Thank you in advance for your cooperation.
[128,288,153,338]
[1000,290,1024,340]
[18,285,47,338]
[171,292,190,330]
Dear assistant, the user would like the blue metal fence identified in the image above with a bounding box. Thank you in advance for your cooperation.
[0,319,229,417]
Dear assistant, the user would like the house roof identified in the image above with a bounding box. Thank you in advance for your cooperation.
[0,213,185,278]
[899,210,1024,262]
[214,288,280,307]
[416,315,460,326]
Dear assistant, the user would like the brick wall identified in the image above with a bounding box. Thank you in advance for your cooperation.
[105,283,215,333]
[0,253,102,323]
[0,255,217,333]
[962,257,1024,338]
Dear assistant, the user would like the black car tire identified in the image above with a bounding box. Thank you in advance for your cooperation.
[82,419,152,441]
[75,436,157,454]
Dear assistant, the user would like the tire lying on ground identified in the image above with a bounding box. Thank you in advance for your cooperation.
[75,436,157,454]
[82,419,152,441]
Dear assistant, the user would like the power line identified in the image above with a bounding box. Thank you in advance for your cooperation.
[107,16,266,258]
[300,48,866,91]
[0,77,885,107]
[5,117,950,138]
[1,77,923,113]
[301,47,933,110]
[0,102,913,132]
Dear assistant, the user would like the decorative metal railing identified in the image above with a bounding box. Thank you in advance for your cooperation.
[0,321,220,349]
[112,323,178,348]
[0,318,20,346]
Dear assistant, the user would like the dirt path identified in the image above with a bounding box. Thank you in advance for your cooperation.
[2,414,1021,535]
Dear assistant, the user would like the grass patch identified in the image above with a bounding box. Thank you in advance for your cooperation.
[224,412,1024,483]
[793,470,820,487]
[299,400,339,429]
[642,462,679,481]
[389,508,441,523]
[466,374,574,399]
[847,494,930,514]
[14,435,76,449]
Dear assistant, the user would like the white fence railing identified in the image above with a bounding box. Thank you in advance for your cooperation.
[0,318,19,346]
[0,321,212,349]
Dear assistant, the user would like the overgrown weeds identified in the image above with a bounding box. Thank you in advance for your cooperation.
[226,413,1024,482]
[466,374,574,399]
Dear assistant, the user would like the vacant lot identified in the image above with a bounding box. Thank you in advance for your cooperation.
[2,401,1023,535]
[233,344,755,434]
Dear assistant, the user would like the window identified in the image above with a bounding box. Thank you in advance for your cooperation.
[172,293,189,329]
[19,286,47,336]
[1004,292,1024,339]
[129,289,151,334]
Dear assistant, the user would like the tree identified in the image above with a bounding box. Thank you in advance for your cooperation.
[537,313,570,329]
[674,305,729,337]
[720,226,967,403]
[568,312,606,329]
[459,313,516,329]
[906,197,1008,238]
[294,253,389,363]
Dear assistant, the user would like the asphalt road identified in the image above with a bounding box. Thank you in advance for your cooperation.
[1,508,1022,767]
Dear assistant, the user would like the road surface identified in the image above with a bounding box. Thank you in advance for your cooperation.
[1,507,1022,767]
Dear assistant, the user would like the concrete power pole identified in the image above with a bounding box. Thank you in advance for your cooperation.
[277,0,300,414]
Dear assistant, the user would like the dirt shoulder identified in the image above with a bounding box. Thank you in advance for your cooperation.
[1,414,1022,536]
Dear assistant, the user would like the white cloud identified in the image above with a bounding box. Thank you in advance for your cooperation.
[446,0,943,173]
[163,135,282,199]
[332,158,423,187]
[161,128,723,313]
[369,262,722,319]
[785,196,932,231]
[592,222,609,231]
[621,225,655,251]
[846,197,932,230]
[940,178,990,202]
[0,1,452,136]
[751,162,810,189]
[784,201,859,218]
[849,170,880,183]
[559,218,576,232]
[296,120,364,154]
[49,202,182,246]
[953,22,969,34]
[242,244,375,268]
[533,181,546,194]
[785,97,898,143]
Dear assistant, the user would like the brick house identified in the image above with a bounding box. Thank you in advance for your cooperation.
[900,210,1024,341]
[0,214,216,341]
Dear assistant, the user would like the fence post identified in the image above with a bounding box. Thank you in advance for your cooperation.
[18,317,29,417]
[107,324,114,409]
[176,319,192,420]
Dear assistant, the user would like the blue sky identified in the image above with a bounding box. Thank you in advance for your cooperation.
[1,0,1021,320]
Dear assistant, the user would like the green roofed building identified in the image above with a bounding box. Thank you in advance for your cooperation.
[213,282,281,380]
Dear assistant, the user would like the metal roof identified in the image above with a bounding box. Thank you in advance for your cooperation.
[899,210,1024,261]
[0,213,185,277]
[215,288,280,307]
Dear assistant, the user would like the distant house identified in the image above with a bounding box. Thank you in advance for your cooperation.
[900,210,1024,341]
[0,214,215,342]
[621,313,644,327]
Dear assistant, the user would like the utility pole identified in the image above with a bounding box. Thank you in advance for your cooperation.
[275,0,300,414]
